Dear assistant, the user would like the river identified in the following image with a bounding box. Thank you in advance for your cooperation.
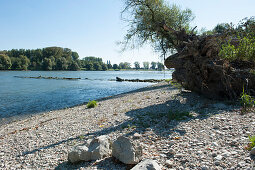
[0,70,172,125]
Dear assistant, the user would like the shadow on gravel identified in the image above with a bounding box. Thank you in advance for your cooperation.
[55,157,130,170]
[19,84,238,169]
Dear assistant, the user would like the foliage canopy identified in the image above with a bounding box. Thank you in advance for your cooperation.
[121,0,194,57]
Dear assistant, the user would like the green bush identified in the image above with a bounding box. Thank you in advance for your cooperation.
[245,135,255,151]
[219,36,255,62]
[167,110,192,121]
[86,100,98,108]
[240,89,255,113]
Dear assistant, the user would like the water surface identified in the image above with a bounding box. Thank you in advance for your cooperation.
[0,70,172,125]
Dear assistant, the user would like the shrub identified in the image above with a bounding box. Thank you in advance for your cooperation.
[167,110,192,121]
[86,100,98,108]
[245,135,255,151]
[219,36,255,62]
[240,88,255,113]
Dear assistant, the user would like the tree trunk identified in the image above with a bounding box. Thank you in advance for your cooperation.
[164,34,255,99]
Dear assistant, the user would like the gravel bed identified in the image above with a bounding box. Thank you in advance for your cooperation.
[0,82,254,169]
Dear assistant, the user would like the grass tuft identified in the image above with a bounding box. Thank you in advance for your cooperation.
[87,100,98,108]
[245,135,255,151]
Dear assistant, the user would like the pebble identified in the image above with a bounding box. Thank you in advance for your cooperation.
[0,82,253,169]
[165,160,174,168]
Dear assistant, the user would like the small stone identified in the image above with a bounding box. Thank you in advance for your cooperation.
[165,160,174,168]
[222,151,230,157]
[215,155,223,161]
[213,125,220,129]
[215,161,220,166]
[175,154,183,158]
[212,152,217,157]
[201,166,209,170]
[230,151,238,155]
[168,149,175,155]
[212,142,218,147]
[133,133,142,139]
[250,147,255,155]
[160,154,167,157]
[245,157,251,163]
[238,161,246,167]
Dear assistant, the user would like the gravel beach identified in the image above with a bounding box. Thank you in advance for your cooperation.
[0,82,254,169]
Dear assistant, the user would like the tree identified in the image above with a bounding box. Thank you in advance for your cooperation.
[102,64,108,71]
[85,63,94,70]
[213,23,231,34]
[113,64,119,70]
[122,0,194,56]
[93,62,102,71]
[0,54,12,70]
[157,62,165,71]
[69,61,80,71]
[151,61,157,69]
[124,62,131,69]
[134,61,140,69]
[56,58,68,70]
[107,63,112,69]
[42,58,53,70]
[71,52,79,61]
[19,55,30,70]
[119,62,131,69]
[143,61,150,69]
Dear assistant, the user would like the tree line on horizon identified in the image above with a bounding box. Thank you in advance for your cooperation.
[0,47,165,71]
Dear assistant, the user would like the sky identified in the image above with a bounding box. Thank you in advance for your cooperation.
[0,0,254,65]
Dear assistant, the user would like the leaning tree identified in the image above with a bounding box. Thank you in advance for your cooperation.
[122,0,255,99]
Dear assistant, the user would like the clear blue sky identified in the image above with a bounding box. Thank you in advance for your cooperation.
[0,0,254,65]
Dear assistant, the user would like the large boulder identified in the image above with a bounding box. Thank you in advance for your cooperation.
[68,135,112,163]
[89,135,112,160]
[112,136,142,164]
[68,145,90,163]
[131,159,161,170]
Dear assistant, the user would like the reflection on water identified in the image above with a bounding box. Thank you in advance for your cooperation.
[0,70,172,123]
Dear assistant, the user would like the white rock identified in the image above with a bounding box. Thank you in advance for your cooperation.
[165,160,174,168]
[214,155,223,161]
[68,145,90,163]
[131,159,161,170]
[133,133,142,139]
[89,135,112,160]
[112,136,142,164]
[212,142,219,147]
[68,135,112,163]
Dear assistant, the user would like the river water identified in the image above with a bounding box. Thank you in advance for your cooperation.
[0,70,172,125]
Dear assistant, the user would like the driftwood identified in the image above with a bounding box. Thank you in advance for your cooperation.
[164,31,255,99]
[116,77,164,83]
[15,76,81,80]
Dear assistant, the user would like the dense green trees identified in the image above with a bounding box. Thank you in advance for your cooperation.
[80,56,106,71]
[119,62,131,69]
[0,54,12,70]
[0,47,81,71]
[0,47,165,71]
